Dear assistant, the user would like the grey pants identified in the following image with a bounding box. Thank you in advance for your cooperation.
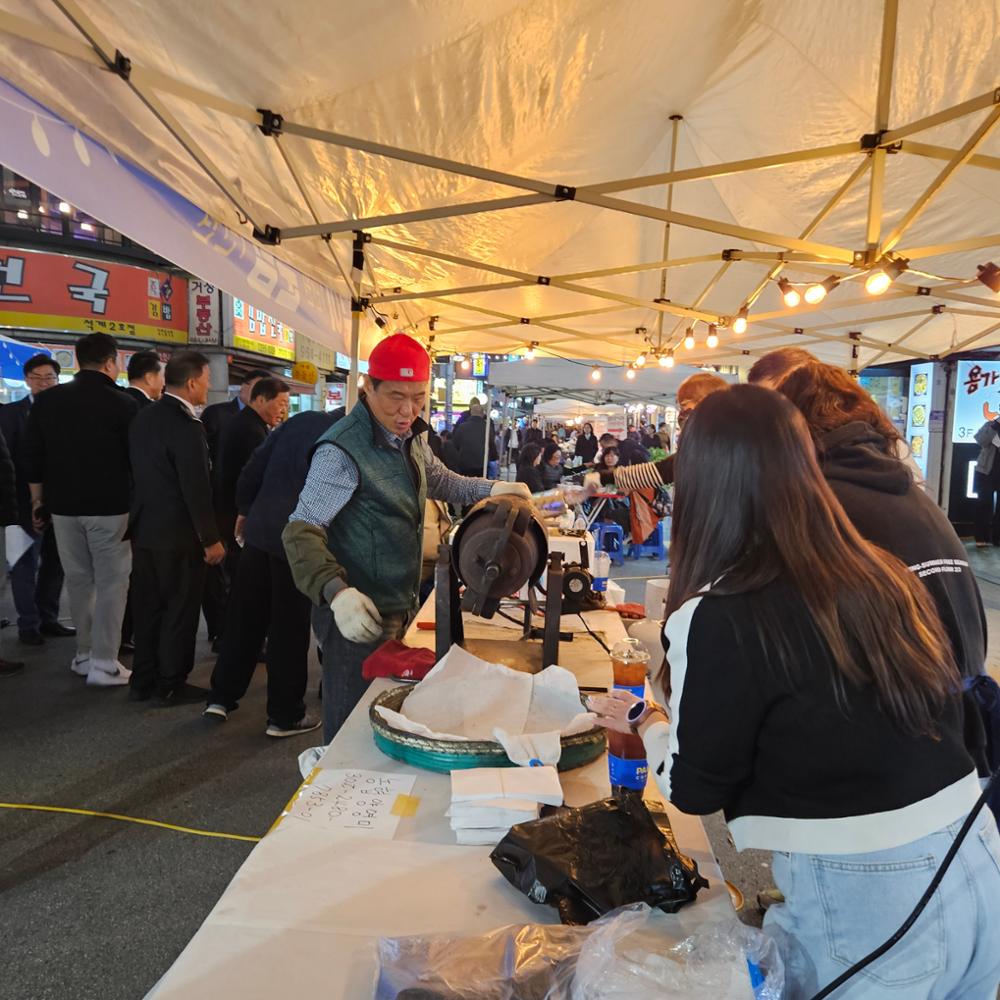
[51,514,131,663]
[313,604,408,743]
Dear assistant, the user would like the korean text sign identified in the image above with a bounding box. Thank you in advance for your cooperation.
[0,249,188,344]
[952,361,1000,444]
[230,297,295,360]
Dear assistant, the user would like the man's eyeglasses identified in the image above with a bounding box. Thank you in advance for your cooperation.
[26,374,58,384]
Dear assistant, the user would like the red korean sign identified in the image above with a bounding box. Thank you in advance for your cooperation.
[0,249,188,344]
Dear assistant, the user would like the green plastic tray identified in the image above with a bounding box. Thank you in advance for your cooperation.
[369,685,607,773]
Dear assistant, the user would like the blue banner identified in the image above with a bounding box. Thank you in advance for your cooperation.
[0,75,350,351]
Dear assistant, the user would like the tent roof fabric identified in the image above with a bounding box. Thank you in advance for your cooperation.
[1,1,999,368]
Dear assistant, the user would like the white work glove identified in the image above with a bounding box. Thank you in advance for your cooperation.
[331,587,383,644]
[490,481,531,500]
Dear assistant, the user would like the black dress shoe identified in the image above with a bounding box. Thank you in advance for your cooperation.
[155,682,212,707]
[18,630,44,646]
[0,658,25,678]
[40,621,76,638]
[119,641,135,656]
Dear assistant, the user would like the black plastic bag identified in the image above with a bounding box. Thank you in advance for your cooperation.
[490,793,709,925]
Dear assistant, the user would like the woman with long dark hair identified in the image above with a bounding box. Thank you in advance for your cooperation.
[515,443,544,494]
[573,421,598,465]
[540,440,563,489]
[590,385,1000,999]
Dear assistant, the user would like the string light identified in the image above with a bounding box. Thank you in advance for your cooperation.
[634,352,647,368]
[732,306,748,335]
[864,257,908,296]
[777,277,801,308]
[683,329,696,350]
[625,366,637,380]
[460,357,471,372]
[659,351,675,368]
[525,342,537,360]
[804,275,840,305]
[706,324,719,349]
[977,262,1000,294]
[590,366,602,382]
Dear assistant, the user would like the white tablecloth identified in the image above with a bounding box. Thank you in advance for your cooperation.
[147,611,744,998]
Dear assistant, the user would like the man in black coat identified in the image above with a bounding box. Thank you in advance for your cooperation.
[205,410,333,735]
[200,368,271,463]
[128,351,225,705]
[199,367,272,643]
[213,377,290,552]
[123,349,164,408]
[25,333,137,687]
[450,400,498,476]
[0,353,73,647]
[212,377,290,643]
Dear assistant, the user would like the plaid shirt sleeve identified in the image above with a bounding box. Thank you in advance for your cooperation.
[419,436,493,506]
[289,443,359,528]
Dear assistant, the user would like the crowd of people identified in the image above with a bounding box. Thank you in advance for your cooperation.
[2,328,999,994]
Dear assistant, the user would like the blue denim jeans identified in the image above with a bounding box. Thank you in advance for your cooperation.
[764,815,1000,999]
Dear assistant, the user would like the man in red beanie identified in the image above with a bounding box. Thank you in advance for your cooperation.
[282,333,530,740]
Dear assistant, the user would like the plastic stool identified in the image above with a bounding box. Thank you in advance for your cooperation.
[627,520,667,561]
[594,523,625,566]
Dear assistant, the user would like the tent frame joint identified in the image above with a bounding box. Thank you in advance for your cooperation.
[112,49,131,80]
[257,109,284,137]
[351,295,370,311]
[536,275,551,285]
[252,224,281,245]
[554,184,576,200]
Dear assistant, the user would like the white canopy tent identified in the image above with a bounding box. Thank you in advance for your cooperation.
[1,0,999,391]
[489,357,733,407]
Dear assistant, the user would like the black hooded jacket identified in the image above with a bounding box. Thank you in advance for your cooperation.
[820,422,986,679]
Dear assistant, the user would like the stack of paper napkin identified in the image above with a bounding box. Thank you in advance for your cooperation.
[448,766,564,846]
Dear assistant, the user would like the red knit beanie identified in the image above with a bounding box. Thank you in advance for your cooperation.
[367,334,431,382]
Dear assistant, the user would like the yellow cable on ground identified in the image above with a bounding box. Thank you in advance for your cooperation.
[0,802,262,843]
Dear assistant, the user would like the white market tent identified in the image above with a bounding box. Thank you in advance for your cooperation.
[1,0,1000,400]
[489,357,735,407]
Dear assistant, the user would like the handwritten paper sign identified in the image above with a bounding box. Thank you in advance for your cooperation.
[286,769,417,839]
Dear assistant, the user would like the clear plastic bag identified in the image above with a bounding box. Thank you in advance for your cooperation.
[375,904,784,999]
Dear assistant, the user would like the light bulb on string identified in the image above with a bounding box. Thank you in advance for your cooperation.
[659,351,675,369]
[590,366,602,382]
[683,329,696,350]
[706,324,719,350]
[777,278,801,308]
[804,275,840,305]
[732,307,748,335]
[864,258,908,296]
[625,366,637,380]
[460,357,471,372]
[525,342,536,360]
[634,352,647,368]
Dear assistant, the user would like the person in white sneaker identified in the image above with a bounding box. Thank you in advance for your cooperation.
[25,333,138,688]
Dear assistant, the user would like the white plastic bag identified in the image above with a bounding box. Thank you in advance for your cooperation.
[375,904,784,999]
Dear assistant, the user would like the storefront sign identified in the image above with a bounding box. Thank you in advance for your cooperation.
[952,361,1000,443]
[229,297,295,360]
[295,332,337,372]
[188,280,221,346]
[0,249,188,343]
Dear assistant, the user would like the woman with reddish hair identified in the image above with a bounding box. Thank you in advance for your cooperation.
[777,361,985,680]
